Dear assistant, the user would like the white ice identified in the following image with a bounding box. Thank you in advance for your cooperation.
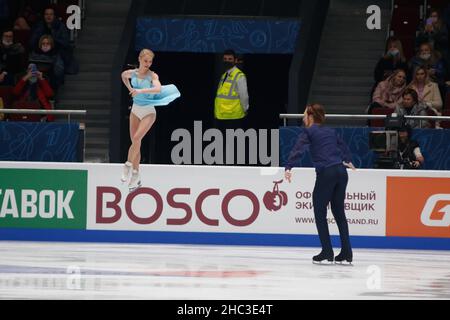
[0,241,449,300]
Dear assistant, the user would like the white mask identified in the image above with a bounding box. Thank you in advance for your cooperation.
[41,45,51,53]
[2,40,13,47]
[389,49,400,56]
[420,53,431,60]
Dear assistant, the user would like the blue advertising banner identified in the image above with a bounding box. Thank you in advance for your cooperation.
[136,17,301,53]
[0,122,80,162]
[280,127,450,170]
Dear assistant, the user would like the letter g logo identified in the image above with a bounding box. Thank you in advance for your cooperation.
[420,194,450,227]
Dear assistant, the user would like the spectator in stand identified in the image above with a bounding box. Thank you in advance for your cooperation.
[394,88,430,129]
[416,8,448,57]
[373,37,408,90]
[407,66,442,114]
[368,69,407,114]
[409,42,446,88]
[12,63,55,122]
[30,5,78,75]
[0,28,25,86]
[29,34,64,91]
[13,0,46,31]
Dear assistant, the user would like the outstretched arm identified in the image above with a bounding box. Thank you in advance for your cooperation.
[284,131,310,183]
[285,131,310,171]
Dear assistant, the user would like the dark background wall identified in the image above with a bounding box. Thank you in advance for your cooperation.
[125,52,292,165]
[110,0,330,165]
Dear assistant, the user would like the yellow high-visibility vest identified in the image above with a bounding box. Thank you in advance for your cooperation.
[214,67,246,120]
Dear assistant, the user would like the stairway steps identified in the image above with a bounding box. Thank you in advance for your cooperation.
[61,82,110,92]
[66,72,111,82]
[55,0,132,162]
[79,64,116,72]
[317,58,379,68]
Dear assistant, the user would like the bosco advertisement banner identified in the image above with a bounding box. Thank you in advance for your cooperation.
[1,162,448,244]
[87,165,387,236]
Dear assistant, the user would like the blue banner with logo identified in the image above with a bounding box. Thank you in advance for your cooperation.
[136,17,301,54]
[280,127,450,170]
[0,122,80,162]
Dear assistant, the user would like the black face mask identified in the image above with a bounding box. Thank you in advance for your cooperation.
[223,61,234,71]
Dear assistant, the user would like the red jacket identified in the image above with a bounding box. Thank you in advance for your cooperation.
[12,78,55,121]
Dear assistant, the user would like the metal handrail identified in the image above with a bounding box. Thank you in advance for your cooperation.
[0,109,87,123]
[279,113,450,126]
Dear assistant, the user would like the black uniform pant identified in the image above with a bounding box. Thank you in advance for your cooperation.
[312,163,352,254]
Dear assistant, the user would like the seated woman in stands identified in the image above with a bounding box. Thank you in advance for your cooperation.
[373,37,408,92]
[416,8,448,57]
[368,69,407,114]
[12,63,55,122]
[29,34,64,91]
[409,42,446,89]
[407,66,443,115]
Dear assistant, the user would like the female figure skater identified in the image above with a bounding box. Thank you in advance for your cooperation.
[284,104,355,264]
[121,48,180,192]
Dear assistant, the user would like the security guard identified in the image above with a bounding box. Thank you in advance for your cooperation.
[214,49,249,130]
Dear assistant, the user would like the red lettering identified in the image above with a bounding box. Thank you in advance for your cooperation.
[222,190,259,226]
[166,188,192,225]
[96,187,121,223]
[195,189,220,226]
[125,188,163,224]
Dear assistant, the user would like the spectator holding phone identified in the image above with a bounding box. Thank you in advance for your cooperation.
[12,63,55,122]
[416,9,448,57]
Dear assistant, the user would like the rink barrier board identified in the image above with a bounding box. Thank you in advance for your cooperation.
[0,229,450,250]
[0,162,449,249]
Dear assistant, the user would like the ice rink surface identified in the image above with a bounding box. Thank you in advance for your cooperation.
[0,241,449,300]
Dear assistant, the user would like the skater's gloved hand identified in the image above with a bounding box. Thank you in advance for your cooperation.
[284,170,292,183]
[343,162,356,170]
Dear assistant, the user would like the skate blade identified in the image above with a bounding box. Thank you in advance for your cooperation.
[335,261,353,266]
[128,182,142,193]
[312,260,334,265]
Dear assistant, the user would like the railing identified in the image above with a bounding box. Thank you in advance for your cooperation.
[0,109,87,123]
[279,113,450,126]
